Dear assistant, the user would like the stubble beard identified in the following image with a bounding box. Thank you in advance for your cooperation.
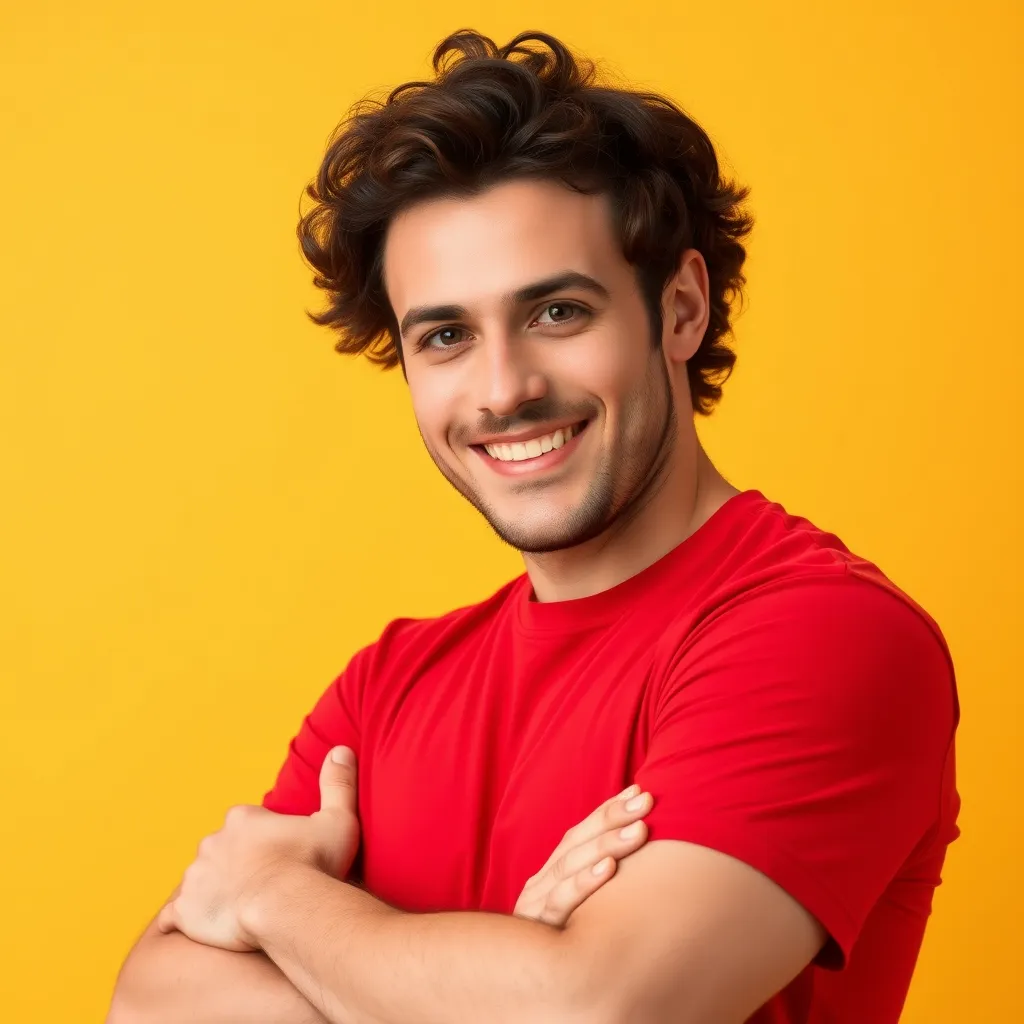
[421,353,678,556]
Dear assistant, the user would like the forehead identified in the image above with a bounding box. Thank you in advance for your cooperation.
[382,178,621,313]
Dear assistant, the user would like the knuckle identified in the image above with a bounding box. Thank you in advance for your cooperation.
[543,887,564,912]
[605,801,621,822]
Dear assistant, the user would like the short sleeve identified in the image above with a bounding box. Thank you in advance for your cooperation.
[637,573,957,967]
[261,644,371,816]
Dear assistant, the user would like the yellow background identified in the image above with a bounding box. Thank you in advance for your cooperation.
[2,1,1020,1019]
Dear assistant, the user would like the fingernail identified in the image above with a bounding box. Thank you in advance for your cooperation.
[593,857,612,875]
[625,793,649,812]
[620,821,643,839]
[331,747,355,766]
[619,784,640,799]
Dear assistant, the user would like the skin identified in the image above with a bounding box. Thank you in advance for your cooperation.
[385,175,741,602]
[149,746,823,1024]
[153,752,652,951]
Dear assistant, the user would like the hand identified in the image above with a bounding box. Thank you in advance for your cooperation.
[156,746,361,951]
[513,784,654,927]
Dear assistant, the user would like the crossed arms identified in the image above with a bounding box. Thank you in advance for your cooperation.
[107,579,954,1023]
[107,753,825,1024]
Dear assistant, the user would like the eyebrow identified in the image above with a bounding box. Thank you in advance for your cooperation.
[398,270,611,337]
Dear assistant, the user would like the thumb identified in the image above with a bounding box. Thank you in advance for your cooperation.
[319,746,358,815]
[156,899,179,935]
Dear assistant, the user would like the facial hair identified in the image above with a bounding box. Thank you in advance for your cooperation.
[419,351,678,555]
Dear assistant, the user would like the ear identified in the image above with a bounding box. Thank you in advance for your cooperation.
[660,248,710,366]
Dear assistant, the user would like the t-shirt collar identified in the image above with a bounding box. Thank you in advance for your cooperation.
[513,489,766,634]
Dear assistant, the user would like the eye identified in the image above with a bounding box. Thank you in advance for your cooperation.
[534,302,585,327]
[418,326,469,351]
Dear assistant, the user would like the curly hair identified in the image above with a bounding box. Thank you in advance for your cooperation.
[298,28,753,415]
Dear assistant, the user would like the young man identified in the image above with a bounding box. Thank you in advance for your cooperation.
[108,28,960,1024]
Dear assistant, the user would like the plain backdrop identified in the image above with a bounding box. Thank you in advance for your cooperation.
[1,1,1021,1020]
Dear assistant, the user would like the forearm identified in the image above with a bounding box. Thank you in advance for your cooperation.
[108,929,328,1024]
[246,865,604,1024]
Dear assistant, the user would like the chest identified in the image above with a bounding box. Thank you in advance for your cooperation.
[357,619,672,913]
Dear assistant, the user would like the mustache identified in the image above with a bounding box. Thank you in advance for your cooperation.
[453,398,599,444]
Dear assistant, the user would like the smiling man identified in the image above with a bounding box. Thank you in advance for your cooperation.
[108,28,960,1024]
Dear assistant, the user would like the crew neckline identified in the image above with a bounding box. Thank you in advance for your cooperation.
[513,488,767,634]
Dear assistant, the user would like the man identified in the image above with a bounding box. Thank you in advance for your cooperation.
[108,28,960,1024]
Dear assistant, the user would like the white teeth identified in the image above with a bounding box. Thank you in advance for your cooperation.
[483,423,583,462]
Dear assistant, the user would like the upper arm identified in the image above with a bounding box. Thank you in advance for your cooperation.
[262,617,427,816]
[566,576,956,1022]
[566,840,825,1024]
[259,643,376,887]
[261,647,371,816]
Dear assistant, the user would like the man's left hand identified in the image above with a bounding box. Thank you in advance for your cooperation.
[156,746,360,951]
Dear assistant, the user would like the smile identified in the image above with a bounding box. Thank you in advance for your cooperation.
[482,422,586,463]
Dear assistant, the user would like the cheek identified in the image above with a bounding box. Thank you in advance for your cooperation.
[408,375,450,432]
[585,352,632,397]
[408,381,468,460]
[564,328,648,421]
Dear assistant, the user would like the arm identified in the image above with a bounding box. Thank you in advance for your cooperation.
[246,868,591,1024]
[107,648,368,1024]
[224,578,954,1024]
[241,844,821,1024]
[107,888,328,1024]
[108,652,373,1024]
[111,769,654,1024]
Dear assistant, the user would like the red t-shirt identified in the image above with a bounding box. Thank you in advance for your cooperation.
[263,489,960,1022]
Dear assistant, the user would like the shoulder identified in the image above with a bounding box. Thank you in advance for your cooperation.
[703,567,950,664]
[348,574,526,686]
[661,569,958,762]
[667,492,957,716]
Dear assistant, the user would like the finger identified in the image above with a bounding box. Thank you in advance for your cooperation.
[543,785,644,870]
[547,791,652,882]
[576,786,653,844]
[554,817,649,881]
[539,856,619,927]
[319,746,358,814]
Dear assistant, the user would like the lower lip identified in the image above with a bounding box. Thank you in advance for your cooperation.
[472,423,589,477]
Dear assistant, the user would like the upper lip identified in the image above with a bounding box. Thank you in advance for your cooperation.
[472,420,587,447]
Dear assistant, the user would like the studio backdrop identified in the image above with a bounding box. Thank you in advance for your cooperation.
[1,2,1020,1021]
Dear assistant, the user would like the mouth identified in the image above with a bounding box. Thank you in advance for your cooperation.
[470,420,590,477]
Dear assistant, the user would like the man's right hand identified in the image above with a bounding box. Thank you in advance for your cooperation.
[513,784,653,927]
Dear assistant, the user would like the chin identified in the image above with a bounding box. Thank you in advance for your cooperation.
[485,510,609,555]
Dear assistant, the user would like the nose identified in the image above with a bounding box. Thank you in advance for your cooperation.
[475,334,548,418]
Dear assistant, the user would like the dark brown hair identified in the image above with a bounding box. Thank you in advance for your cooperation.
[298,29,753,414]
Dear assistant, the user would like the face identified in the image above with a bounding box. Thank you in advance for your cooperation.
[382,177,694,554]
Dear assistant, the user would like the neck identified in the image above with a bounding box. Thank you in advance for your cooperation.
[522,427,740,603]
